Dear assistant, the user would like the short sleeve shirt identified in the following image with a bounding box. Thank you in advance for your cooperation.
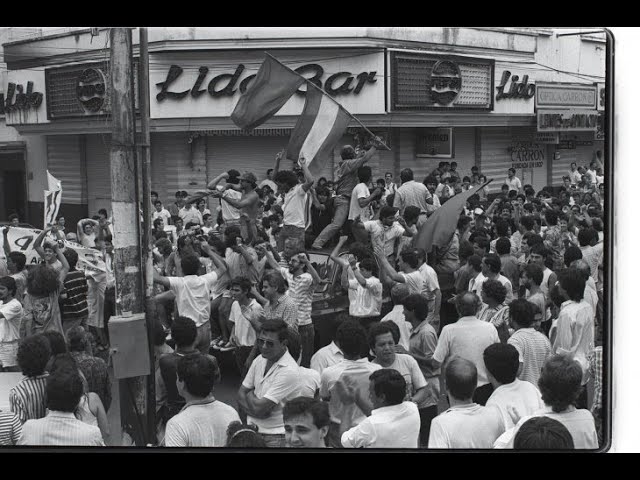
[283,184,308,229]
[168,272,218,327]
[348,183,373,221]
[363,220,405,258]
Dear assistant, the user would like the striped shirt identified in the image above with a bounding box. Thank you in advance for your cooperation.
[9,374,49,424]
[18,411,104,446]
[280,268,314,327]
[0,410,22,445]
[264,294,299,332]
[589,346,603,412]
[61,270,89,320]
[508,328,552,386]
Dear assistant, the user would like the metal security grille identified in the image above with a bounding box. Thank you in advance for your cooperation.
[391,52,493,111]
[46,61,139,119]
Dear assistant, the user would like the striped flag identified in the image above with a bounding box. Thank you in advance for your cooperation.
[286,85,352,177]
[231,55,305,130]
[44,170,62,228]
[414,180,493,253]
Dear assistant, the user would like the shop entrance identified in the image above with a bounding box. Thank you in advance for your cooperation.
[0,151,27,223]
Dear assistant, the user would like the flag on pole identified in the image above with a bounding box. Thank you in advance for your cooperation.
[44,170,62,228]
[231,55,305,130]
[414,181,493,253]
[285,84,352,177]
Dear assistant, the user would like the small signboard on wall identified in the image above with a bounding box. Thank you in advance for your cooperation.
[416,128,454,158]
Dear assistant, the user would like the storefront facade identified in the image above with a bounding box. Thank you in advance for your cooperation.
[2,28,606,225]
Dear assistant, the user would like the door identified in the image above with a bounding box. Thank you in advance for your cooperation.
[0,151,27,222]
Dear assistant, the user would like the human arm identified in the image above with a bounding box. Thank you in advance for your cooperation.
[88,392,111,444]
[200,242,228,276]
[54,242,70,280]
[222,190,259,209]
[346,258,368,288]
[153,269,171,289]
[397,216,414,237]
[376,250,405,283]
[2,226,11,258]
[207,172,229,191]
[309,187,325,209]
[77,219,99,242]
[329,235,350,268]
[486,198,501,217]
[300,253,321,286]
[272,149,284,177]
[237,385,278,419]
[298,155,315,192]
[357,186,383,208]
[264,249,282,271]
[33,226,51,259]
[341,420,376,448]
[250,285,268,307]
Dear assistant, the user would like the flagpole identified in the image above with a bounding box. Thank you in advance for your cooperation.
[265,52,392,151]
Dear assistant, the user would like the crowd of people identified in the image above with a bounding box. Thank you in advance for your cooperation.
[0,137,606,449]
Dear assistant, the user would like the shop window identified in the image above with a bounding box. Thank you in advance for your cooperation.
[416,127,454,158]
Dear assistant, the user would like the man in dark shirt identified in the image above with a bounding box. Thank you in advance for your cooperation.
[60,248,89,334]
[156,316,220,427]
[306,186,335,248]
[311,138,382,250]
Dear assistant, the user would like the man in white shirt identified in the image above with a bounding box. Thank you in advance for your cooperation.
[432,292,500,405]
[259,167,278,193]
[283,396,330,448]
[380,284,412,351]
[341,369,420,448]
[568,162,582,185]
[320,320,381,448]
[354,206,413,267]
[152,200,172,226]
[274,155,314,252]
[484,343,544,430]
[393,168,433,216]
[153,244,227,354]
[428,357,504,449]
[0,276,23,371]
[348,166,381,224]
[469,253,514,304]
[208,170,243,229]
[179,200,203,226]
[504,168,522,193]
[238,319,301,448]
[415,248,442,328]
[383,172,397,198]
[310,321,346,375]
[165,354,240,447]
[227,277,265,376]
[377,247,423,295]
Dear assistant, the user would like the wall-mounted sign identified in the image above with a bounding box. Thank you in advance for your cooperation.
[537,109,599,132]
[533,132,559,144]
[3,69,48,125]
[496,71,535,100]
[597,83,605,112]
[535,83,597,110]
[76,68,107,113]
[595,112,605,140]
[150,50,385,119]
[390,52,493,111]
[508,142,545,170]
[416,128,454,158]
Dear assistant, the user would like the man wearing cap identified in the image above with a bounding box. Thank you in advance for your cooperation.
[214,171,260,243]
[208,170,243,231]
[311,137,383,250]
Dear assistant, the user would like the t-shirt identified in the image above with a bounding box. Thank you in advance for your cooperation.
[363,220,405,258]
[22,291,63,336]
[399,271,424,295]
[0,298,23,343]
[348,183,373,221]
[377,354,429,407]
[296,367,321,398]
[165,400,240,447]
[504,176,522,192]
[280,268,314,327]
[220,189,242,222]
[229,299,264,347]
[152,209,172,225]
[167,272,218,327]
[485,379,545,430]
[283,184,308,229]
[429,403,505,449]
[61,270,89,321]
[507,328,552,386]
[348,277,383,317]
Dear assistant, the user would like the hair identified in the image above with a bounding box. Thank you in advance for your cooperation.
[538,355,583,413]
[484,343,519,384]
[155,238,174,256]
[180,254,201,276]
[357,166,372,184]
[62,248,79,270]
[340,145,356,160]
[519,216,535,232]
[260,318,290,344]
[46,369,84,412]
[473,236,490,254]
[578,228,597,247]
[358,257,379,278]
[176,353,219,398]
[423,175,438,187]
[445,357,478,401]
[379,205,398,220]
[153,217,164,229]
[482,279,508,304]
[230,276,252,294]
[509,298,536,328]
[495,237,512,256]
[226,421,266,447]
[523,263,544,286]
[274,170,299,190]
[41,331,68,356]
[8,213,19,222]
[483,253,502,274]
[402,294,430,321]
[400,168,414,183]
[403,206,421,224]
[316,186,330,198]
[335,320,367,358]
[523,232,543,249]
[513,416,575,449]
[545,210,559,226]
[468,254,483,273]
[8,251,27,271]
[571,259,592,282]
[171,316,198,348]
[263,270,287,294]
[66,326,89,353]
[18,334,52,377]
[0,276,17,297]
[368,322,397,350]
[455,292,481,317]
[390,283,411,305]
[369,369,406,406]
[399,249,419,269]
[26,265,60,296]
[557,267,586,302]
[98,208,108,217]
[457,216,472,233]
[48,352,78,376]
[283,396,331,429]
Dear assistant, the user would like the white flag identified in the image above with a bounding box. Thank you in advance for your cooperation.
[47,170,62,191]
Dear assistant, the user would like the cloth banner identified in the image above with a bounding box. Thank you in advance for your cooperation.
[44,170,62,228]
[0,226,106,273]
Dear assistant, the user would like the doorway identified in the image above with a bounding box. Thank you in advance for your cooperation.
[0,151,27,223]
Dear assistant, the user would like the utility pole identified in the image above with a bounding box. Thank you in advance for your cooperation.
[109,27,147,446]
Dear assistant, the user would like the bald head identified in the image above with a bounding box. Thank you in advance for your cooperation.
[445,357,478,401]
[571,259,591,281]
[391,283,411,305]
[455,292,481,317]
